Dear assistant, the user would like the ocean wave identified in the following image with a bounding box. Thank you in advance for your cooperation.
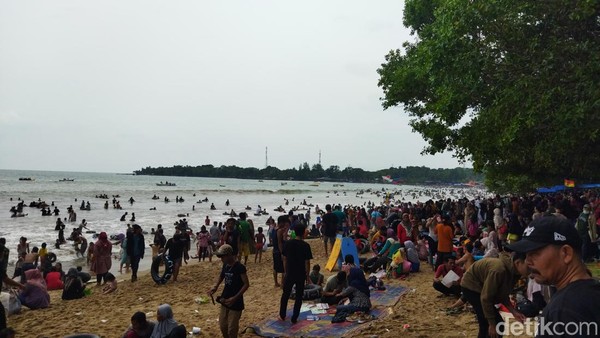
[192,189,313,195]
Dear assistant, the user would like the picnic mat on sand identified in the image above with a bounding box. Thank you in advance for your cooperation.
[245,285,408,337]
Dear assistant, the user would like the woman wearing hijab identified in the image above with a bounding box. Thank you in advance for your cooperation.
[94,232,113,285]
[481,237,499,258]
[403,240,420,271]
[150,304,179,338]
[62,268,85,300]
[332,267,372,322]
[18,269,50,309]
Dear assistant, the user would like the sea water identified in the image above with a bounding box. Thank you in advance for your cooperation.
[0,169,485,269]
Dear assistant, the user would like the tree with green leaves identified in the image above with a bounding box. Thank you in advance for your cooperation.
[378,0,600,193]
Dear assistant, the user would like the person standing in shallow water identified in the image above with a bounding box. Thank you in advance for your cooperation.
[93,232,113,285]
[279,223,313,324]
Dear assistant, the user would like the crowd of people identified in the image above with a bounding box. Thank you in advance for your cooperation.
[2,189,600,337]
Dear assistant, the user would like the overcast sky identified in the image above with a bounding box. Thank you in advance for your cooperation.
[0,1,465,173]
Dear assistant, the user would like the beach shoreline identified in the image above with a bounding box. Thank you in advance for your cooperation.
[7,238,536,338]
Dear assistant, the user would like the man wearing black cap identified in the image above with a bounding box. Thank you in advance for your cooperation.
[209,244,249,338]
[507,216,600,337]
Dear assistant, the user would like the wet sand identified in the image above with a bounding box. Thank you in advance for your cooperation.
[8,238,534,338]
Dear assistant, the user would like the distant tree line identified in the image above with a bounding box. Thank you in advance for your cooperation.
[134,164,482,184]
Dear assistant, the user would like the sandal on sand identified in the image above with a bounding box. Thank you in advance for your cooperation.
[445,307,464,315]
[346,314,361,322]
[357,314,375,323]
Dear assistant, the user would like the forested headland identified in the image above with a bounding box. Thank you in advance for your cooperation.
[134,164,482,185]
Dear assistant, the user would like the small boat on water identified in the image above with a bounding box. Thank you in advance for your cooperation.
[281,182,288,186]
[156,182,176,186]
[309,182,319,187]
[332,183,344,187]
[59,178,75,182]
[18,177,34,181]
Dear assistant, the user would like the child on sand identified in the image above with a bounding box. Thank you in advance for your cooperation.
[254,227,265,263]
[38,243,48,261]
[102,273,117,294]
[197,226,210,262]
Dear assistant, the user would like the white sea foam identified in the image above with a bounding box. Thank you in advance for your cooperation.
[0,169,486,269]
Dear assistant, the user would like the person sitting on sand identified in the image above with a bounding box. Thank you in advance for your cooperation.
[364,229,399,273]
[404,240,420,271]
[102,272,117,294]
[369,226,387,253]
[122,311,155,338]
[54,262,65,280]
[472,240,485,257]
[455,242,475,271]
[309,264,324,286]
[150,304,179,338]
[18,269,50,310]
[62,268,85,300]
[332,267,371,322]
[432,256,463,297]
[321,271,347,305]
[341,254,357,276]
[76,266,92,283]
[45,266,64,290]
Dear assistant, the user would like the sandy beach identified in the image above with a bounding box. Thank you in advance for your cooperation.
[7,237,538,338]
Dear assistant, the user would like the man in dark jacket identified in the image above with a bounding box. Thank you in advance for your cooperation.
[127,224,145,282]
[460,254,528,338]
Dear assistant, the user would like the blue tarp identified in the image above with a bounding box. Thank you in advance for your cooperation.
[537,183,600,193]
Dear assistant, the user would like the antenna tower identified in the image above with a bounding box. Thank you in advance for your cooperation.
[319,150,322,166]
[265,147,268,168]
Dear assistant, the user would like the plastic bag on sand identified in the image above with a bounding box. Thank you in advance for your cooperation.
[1,290,21,315]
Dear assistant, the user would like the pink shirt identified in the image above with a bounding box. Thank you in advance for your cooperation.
[198,232,210,247]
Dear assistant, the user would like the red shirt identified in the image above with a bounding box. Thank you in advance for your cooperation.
[358,224,368,237]
[45,271,64,290]
[435,264,464,280]
[396,224,408,243]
